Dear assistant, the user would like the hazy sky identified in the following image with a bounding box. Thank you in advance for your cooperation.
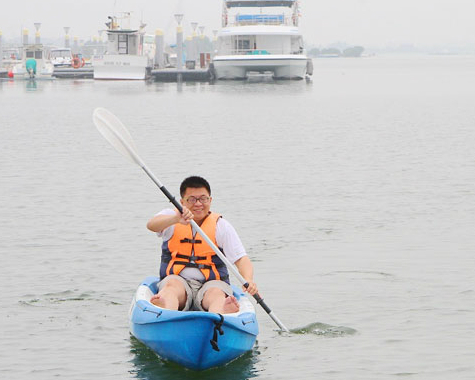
[1,0,474,47]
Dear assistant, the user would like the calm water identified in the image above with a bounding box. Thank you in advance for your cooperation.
[1,55,474,380]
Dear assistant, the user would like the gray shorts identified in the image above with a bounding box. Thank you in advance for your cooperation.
[158,274,233,311]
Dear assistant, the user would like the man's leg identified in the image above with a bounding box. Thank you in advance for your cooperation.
[198,281,239,314]
[151,276,188,310]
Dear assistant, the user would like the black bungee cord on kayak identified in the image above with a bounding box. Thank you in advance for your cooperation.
[210,314,225,351]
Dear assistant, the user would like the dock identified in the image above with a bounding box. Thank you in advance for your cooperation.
[3,66,215,82]
[53,67,94,79]
[151,68,213,82]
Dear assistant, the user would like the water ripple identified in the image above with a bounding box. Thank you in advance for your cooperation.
[289,322,358,337]
[19,290,122,307]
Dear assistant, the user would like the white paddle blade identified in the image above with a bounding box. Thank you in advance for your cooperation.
[93,107,142,166]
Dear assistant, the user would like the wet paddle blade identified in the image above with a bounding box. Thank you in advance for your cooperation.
[93,107,142,166]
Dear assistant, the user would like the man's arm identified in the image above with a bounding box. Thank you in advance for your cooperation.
[146,207,194,232]
[234,256,258,295]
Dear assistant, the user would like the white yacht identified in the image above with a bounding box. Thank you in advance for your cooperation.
[49,48,73,67]
[213,0,311,79]
[93,13,154,80]
[11,44,54,79]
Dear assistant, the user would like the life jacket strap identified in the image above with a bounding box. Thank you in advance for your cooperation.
[180,238,202,244]
[163,255,227,268]
[173,260,213,270]
[171,260,228,276]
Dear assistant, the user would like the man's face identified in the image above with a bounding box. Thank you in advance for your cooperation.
[181,187,212,222]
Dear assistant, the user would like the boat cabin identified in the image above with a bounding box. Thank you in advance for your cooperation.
[103,14,146,56]
[223,0,300,27]
[24,44,45,60]
[218,27,303,55]
[106,30,144,55]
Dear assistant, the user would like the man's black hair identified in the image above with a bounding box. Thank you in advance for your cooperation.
[180,176,211,197]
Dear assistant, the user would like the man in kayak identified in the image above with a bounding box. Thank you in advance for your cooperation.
[147,176,258,314]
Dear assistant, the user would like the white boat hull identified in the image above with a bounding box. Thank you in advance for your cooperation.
[93,54,150,80]
[12,64,54,79]
[213,55,308,79]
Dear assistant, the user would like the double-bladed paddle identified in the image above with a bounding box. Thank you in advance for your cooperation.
[93,107,289,332]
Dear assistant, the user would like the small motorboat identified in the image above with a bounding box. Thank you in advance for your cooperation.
[11,43,54,79]
[129,276,259,370]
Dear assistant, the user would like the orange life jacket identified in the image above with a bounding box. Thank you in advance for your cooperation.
[160,212,230,284]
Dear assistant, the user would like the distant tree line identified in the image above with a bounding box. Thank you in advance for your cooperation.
[308,46,365,58]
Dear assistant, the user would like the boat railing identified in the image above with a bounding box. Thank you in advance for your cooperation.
[225,14,298,27]
[221,47,304,55]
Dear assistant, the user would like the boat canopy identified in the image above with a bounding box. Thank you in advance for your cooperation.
[225,0,296,8]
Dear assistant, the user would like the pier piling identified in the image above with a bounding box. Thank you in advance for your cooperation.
[34,23,41,44]
[22,29,29,46]
[176,26,183,71]
[64,27,70,48]
[0,31,3,68]
[174,14,184,71]
[154,29,165,69]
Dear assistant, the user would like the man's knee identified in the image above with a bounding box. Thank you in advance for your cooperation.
[203,286,226,300]
[160,277,186,295]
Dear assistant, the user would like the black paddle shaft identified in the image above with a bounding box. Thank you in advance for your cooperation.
[252,293,272,314]
[159,185,183,213]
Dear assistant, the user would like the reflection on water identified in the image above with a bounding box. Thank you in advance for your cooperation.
[129,336,261,380]
[25,79,38,91]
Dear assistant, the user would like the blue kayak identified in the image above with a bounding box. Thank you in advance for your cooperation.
[129,276,259,370]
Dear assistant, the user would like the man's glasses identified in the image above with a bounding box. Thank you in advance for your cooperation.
[185,195,210,205]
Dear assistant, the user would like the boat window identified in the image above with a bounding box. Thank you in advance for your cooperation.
[235,39,251,52]
[118,34,128,54]
[35,51,43,59]
[51,50,70,58]
[144,35,155,43]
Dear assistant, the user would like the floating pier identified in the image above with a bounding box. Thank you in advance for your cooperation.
[151,68,213,82]
[53,67,94,79]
